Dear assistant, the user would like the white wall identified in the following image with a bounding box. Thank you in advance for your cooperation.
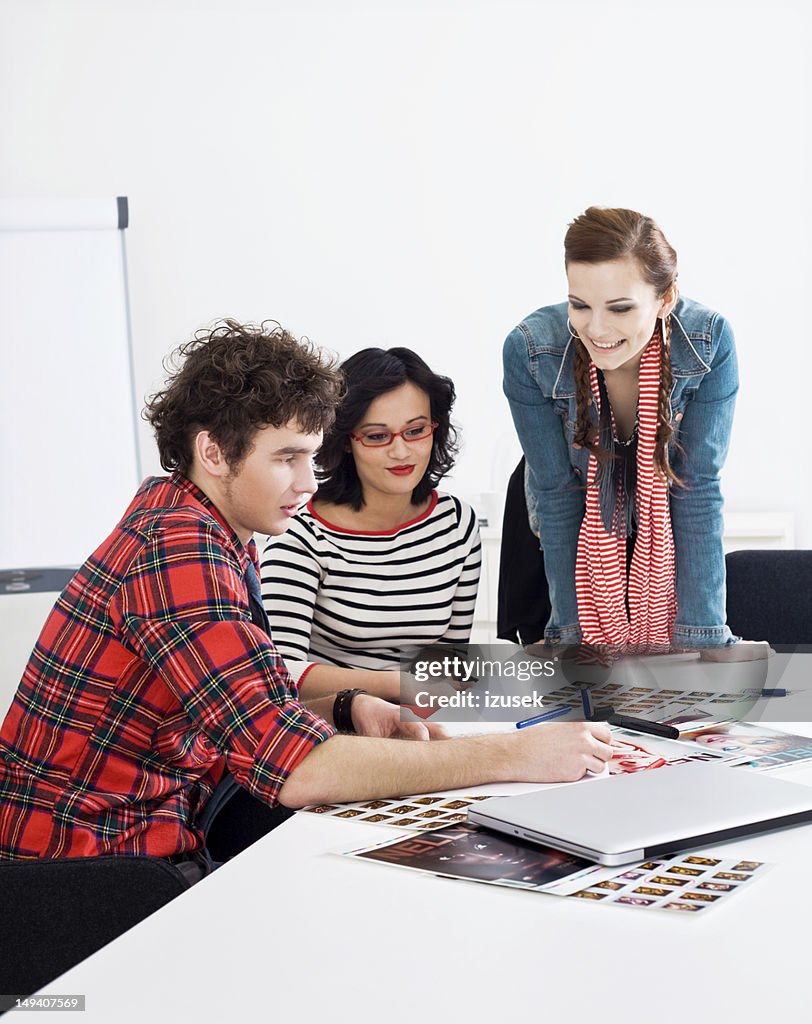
[1,0,810,541]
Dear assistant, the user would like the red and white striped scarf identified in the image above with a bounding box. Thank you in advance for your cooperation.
[575,333,677,646]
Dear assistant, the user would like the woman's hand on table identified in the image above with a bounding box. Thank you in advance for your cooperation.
[350,693,450,741]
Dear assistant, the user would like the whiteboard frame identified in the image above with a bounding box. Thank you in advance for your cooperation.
[0,196,140,594]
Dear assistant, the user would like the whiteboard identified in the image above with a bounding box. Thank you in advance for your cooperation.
[0,197,140,590]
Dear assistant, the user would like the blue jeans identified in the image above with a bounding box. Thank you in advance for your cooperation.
[196,773,242,839]
[180,774,294,883]
[168,774,242,884]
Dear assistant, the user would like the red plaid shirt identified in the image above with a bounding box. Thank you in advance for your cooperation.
[0,473,334,861]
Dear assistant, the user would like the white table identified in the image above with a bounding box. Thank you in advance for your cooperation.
[40,714,812,1024]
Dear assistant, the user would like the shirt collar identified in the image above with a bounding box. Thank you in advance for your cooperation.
[169,471,256,574]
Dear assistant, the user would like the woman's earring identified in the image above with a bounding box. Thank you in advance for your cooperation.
[566,318,580,341]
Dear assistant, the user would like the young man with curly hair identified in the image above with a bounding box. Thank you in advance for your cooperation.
[0,321,611,882]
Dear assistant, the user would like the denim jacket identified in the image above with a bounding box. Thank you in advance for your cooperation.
[502,295,738,647]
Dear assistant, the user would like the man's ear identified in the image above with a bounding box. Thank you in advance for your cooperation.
[193,430,229,479]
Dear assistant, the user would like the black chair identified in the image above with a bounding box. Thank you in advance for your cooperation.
[496,457,551,645]
[0,856,189,1002]
[725,549,812,647]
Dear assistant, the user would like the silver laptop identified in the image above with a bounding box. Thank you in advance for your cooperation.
[467,762,812,865]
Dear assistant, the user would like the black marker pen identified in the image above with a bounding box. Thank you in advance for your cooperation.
[608,715,679,740]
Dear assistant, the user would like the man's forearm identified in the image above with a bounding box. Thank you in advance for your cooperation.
[278,732,516,807]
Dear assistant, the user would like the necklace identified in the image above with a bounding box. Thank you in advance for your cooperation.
[595,369,639,537]
[612,415,639,447]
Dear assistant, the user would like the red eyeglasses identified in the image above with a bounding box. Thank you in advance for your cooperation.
[349,421,439,448]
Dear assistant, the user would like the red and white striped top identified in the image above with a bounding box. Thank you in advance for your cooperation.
[575,333,677,646]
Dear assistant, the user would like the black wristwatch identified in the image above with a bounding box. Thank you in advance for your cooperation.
[333,688,368,733]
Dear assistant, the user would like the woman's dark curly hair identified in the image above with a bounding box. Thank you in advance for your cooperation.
[315,347,459,510]
[143,319,343,475]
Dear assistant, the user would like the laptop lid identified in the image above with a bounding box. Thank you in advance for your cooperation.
[467,762,812,866]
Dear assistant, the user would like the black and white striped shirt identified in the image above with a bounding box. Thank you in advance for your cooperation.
[260,492,481,684]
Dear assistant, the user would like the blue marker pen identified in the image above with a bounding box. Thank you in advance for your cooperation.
[515,706,571,729]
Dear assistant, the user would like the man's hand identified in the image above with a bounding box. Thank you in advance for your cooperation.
[350,693,450,741]
[281,715,611,808]
[513,720,614,783]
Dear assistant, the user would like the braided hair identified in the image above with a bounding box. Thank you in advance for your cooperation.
[566,207,682,486]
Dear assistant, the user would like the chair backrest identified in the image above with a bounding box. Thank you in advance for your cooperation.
[496,457,551,645]
[725,549,812,646]
[0,855,189,999]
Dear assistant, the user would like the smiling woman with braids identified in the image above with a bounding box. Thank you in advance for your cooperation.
[503,207,762,656]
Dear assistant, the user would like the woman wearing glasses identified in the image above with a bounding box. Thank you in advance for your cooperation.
[260,347,480,701]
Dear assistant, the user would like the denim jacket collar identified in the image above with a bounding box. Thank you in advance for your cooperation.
[551,299,711,399]
[669,309,712,378]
